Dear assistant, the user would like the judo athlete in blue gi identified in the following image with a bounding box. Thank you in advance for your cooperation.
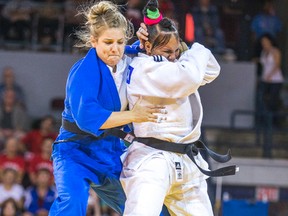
[48,1,163,215]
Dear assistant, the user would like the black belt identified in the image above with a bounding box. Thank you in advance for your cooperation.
[60,119,238,177]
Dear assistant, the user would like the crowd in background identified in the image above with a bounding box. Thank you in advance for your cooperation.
[0,0,286,215]
[0,0,285,62]
[0,0,285,60]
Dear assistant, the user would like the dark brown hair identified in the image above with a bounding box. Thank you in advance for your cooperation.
[0,198,19,216]
[143,0,179,51]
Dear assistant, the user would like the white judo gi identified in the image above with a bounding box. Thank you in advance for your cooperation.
[120,43,220,216]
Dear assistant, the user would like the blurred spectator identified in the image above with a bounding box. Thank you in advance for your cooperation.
[86,188,101,216]
[220,0,243,57]
[125,0,143,32]
[258,33,284,127]
[23,168,56,216]
[63,0,85,52]
[0,88,29,144]
[0,2,7,46]
[219,0,263,61]
[251,0,282,76]
[173,0,194,44]
[0,197,21,216]
[0,66,26,108]
[0,168,25,210]
[159,0,175,20]
[35,0,63,50]
[21,115,57,155]
[1,0,34,42]
[25,137,53,185]
[191,0,226,54]
[251,0,282,45]
[0,137,26,183]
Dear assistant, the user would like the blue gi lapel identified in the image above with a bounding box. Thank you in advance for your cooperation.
[96,50,121,111]
[83,48,121,112]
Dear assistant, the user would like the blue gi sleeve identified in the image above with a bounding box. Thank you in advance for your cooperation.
[125,40,145,55]
[66,49,114,137]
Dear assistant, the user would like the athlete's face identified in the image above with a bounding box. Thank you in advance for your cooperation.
[91,28,126,67]
[148,35,180,62]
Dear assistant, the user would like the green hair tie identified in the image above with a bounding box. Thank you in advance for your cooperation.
[147,8,160,19]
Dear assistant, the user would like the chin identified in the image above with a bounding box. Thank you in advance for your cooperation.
[109,59,120,65]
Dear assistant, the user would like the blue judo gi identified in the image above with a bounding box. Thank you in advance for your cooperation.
[49,48,127,216]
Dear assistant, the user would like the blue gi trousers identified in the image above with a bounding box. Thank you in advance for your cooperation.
[49,141,126,216]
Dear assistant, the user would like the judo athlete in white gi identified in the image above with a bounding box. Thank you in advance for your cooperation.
[49,2,162,216]
[120,0,220,215]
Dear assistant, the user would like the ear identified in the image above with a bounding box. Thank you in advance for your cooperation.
[144,41,152,54]
[90,36,97,48]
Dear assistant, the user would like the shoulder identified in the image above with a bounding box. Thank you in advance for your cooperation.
[131,53,149,64]
[24,186,35,193]
[152,55,165,62]
[71,48,96,71]
[268,47,279,56]
[130,54,168,68]
[70,58,84,74]
[271,48,281,58]
[272,47,281,54]
[14,184,25,191]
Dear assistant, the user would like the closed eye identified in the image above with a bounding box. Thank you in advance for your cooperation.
[117,40,125,45]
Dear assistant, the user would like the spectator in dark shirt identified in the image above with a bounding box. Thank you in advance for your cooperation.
[35,0,63,49]
[191,0,226,54]
[63,0,85,52]
[1,0,34,41]
[251,1,282,44]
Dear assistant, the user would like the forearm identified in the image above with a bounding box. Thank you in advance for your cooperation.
[100,100,162,129]
[100,110,134,129]
[202,51,221,85]
[267,50,281,78]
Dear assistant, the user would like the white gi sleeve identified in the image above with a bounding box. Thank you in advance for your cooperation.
[181,43,220,86]
[128,43,220,99]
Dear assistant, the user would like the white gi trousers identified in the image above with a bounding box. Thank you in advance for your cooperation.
[120,142,214,216]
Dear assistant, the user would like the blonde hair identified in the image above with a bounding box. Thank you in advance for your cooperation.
[75,1,134,48]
